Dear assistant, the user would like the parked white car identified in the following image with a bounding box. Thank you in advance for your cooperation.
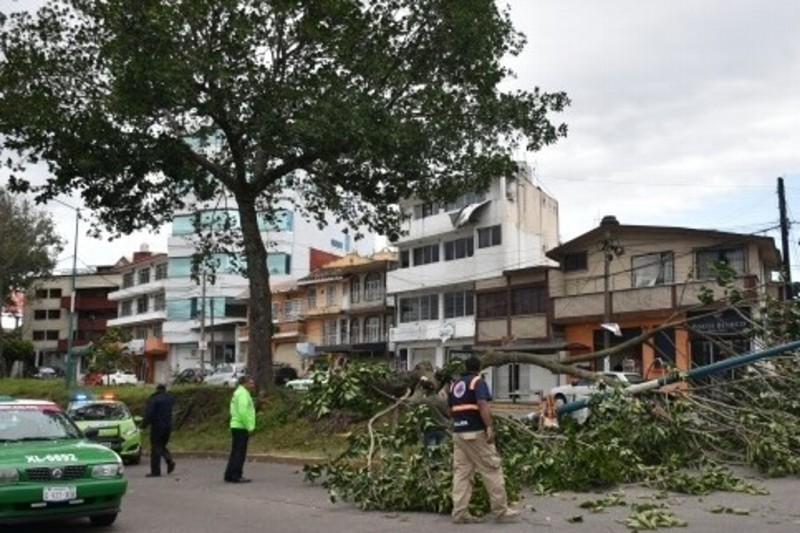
[204,363,247,387]
[550,371,645,406]
[103,370,140,386]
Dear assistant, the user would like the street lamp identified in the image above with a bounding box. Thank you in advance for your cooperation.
[56,199,80,388]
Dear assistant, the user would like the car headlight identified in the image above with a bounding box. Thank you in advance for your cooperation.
[92,463,124,478]
[0,468,19,483]
[123,426,138,436]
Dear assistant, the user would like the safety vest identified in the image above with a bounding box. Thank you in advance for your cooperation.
[449,374,484,433]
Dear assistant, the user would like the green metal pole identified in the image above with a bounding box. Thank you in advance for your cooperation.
[64,209,79,388]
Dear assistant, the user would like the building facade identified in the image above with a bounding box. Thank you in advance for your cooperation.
[386,165,559,395]
[165,198,377,373]
[106,247,170,383]
[22,267,121,374]
[546,216,781,380]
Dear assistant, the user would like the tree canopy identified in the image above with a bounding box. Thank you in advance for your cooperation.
[0,187,63,310]
[0,0,569,392]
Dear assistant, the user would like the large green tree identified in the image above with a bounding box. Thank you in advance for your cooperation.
[0,187,63,376]
[0,0,568,393]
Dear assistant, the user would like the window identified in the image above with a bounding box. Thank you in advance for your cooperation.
[326,285,337,307]
[121,301,132,317]
[45,330,59,341]
[365,316,381,342]
[512,286,546,315]
[696,247,746,279]
[563,252,588,272]
[364,273,382,301]
[477,291,508,318]
[632,252,674,287]
[34,310,47,320]
[284,299,301,321]
[49,289,62,299]
[135,327,148,340]
[412,244,439,266]
[399,250,410,268]
[323,320,338,345]
[307,288,317,310]
[153,293,166,311]
[138,268,151,285]
[444,290,474,318]
[35,289,48,299]
[257,209,293,232]
[267,253,291,275]
[413,202,438,219]
[444,237,475,261]
[350,318,361,344]
[32,330,45,341]
[152,323,163,338]
[444,192,486,212]
[48,310,60,320]
[399,294,439,322]
[136,296,149,314]
[350,277,361,304]
[477,225,502,248]
[155,263,168,280]
[123,272,134,288]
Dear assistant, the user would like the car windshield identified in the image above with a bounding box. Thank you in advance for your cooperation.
[0,407,83,441]
[215,365,233,374]
[623,373,645,384]
[68,402,131,421]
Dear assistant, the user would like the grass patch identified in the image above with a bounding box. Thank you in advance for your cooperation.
[0,379,348,460]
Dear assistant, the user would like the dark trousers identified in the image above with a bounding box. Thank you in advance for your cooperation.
[149,426,173,475]
[224,428,250,481]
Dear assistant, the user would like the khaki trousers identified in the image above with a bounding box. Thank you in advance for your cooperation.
[451,430,509,519]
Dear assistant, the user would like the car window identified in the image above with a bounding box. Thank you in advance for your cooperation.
[0,407,82,441]
[68,403,131,421]
[216,365,232,374]
[624,373,644,384]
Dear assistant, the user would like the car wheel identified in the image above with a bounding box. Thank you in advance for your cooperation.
[126,453,141,465]
[554,394,567,407]
[90,513,118,527]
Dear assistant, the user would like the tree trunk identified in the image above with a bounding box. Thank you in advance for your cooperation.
[237,195,274,396]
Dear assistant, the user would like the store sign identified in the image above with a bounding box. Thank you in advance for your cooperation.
[688,309,750,334]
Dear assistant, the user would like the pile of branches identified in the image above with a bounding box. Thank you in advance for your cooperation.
[302,354,800,515]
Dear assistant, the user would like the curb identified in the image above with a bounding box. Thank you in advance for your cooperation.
[143,451,326,466]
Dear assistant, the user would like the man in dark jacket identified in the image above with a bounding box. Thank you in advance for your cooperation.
[141,383,175,477]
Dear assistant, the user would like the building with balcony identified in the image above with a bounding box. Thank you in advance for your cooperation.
[234,249,356,374]
[106,246,170,383]
[170,195,377,373]
[473,265,566,401]
[297,251,396,368]
[386,164,559,391]
[22,266,121,373]
[546,216,782,379]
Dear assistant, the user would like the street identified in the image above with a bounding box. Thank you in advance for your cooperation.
[5,458,800,532]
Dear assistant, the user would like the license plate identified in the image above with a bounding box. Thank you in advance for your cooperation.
[43,486,77,502]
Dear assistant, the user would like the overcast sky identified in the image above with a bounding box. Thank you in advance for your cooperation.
[3,0,799,278]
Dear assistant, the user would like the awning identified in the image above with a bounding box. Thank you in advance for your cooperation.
[450,200,491,228]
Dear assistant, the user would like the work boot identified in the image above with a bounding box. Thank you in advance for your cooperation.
[495,508,521,523]
[452,514,484,524]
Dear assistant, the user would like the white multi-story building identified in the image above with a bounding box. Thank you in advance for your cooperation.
[387,165,559,394]
[164,198,376,373]
[106,247,170,384]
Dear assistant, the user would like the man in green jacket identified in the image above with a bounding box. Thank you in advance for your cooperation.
[224,375,256,483]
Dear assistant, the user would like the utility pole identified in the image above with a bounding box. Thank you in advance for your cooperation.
[64,208,79,388]
[600,215,623,372]
[199,271,206,370]
[777,177,792,299]
[210,298,216,364]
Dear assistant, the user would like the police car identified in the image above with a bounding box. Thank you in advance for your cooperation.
[66,393,142,465]
[0,396,128,526]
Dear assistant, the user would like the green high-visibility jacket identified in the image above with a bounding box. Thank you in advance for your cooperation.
[230,385,256,432]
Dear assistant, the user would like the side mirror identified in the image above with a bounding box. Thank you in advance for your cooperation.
[133,416,143,425]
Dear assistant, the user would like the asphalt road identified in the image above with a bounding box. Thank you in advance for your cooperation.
[6,458,800,532]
